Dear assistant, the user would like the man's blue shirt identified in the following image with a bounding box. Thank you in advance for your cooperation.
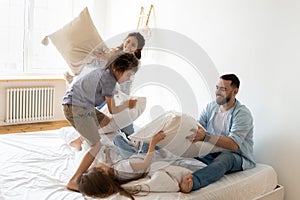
[199,100,256,169]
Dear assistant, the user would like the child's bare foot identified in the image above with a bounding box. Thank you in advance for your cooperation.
[69,137,82,151]
[66,179,79,192]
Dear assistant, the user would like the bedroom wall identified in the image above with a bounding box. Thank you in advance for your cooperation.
[91,0,300,199]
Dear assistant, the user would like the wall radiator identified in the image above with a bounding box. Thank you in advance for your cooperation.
[5,87,55,124]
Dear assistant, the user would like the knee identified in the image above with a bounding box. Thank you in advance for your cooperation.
[89,141,101,155]
[100,116,110,127]
[113,135,125,147]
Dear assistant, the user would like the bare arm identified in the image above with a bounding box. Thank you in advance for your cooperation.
[93,51,110,61]
[130,131,166,172]
[187,125,239,151]
[104,147,113,166]
[207,134,238,151]
[105,96,137,114]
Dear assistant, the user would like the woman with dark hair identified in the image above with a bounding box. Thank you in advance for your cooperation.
[78,131,166,199]
[93,32,146,60]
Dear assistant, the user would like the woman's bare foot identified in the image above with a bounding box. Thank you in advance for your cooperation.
[69,137,82,151]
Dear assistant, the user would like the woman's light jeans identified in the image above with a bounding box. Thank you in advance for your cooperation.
[113,134,163,158]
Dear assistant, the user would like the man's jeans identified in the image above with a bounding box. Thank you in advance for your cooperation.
[192,151,243,191]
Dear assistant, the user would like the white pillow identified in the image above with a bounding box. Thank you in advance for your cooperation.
[129,111,223,157]
[98,95,147,134]
[42,7,108,83]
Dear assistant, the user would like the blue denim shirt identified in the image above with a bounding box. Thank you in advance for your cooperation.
[199,100,256,169]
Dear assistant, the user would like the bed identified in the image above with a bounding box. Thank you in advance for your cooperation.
[0,128,284,200]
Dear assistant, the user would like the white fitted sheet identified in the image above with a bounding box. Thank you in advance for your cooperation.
[0,129,278,200]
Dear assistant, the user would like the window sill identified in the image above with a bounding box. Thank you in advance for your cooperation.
[0,75,65,82]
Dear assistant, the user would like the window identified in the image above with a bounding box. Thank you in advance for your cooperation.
[0,0,84,76]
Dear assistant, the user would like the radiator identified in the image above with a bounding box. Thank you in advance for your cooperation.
[5,87,55,124]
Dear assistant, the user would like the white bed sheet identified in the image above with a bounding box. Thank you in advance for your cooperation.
[0,129,278,200]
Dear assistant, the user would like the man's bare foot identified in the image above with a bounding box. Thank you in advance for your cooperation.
[66,179,79,192]
[180,174,193,193]
[69,137,82,151]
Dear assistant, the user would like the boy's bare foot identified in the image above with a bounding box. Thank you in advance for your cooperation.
[66,179,79,192]
[69,138,82,151]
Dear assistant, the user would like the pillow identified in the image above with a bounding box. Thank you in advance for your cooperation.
[42,7,108,82]
[98,95,147,134]
[122,163,192,192]
[129,111,223,157]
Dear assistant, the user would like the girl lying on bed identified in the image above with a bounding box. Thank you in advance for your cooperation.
[78,131,167,199]
[76,111,215,199]
[59,111,215,198]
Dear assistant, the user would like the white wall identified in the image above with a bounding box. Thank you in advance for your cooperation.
[91,0,300,199]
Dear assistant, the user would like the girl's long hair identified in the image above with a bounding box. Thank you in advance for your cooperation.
[78,162,148,199]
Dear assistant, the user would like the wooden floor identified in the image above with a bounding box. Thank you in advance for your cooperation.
[0,120,70,134]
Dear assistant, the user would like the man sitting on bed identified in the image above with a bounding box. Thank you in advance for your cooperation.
[179,74,256,193]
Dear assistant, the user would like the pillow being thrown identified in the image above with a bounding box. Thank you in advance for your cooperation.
[129,111,224,158]
[42,7,108,83]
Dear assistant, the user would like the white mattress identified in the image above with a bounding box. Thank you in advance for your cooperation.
[0,129,278,200]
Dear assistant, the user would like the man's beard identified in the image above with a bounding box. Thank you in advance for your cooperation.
[216,94,232,105]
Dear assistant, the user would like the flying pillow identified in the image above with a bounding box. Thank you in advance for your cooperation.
[42,7,108,83]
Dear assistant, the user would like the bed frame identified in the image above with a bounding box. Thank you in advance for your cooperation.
[255,185,284,200]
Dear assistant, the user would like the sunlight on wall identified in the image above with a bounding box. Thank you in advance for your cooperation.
[131,49,213,129]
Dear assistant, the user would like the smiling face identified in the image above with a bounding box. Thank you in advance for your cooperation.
[215,79,238,106]
[123,36,139,53]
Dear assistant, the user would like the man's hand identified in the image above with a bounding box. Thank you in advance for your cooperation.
[186,125,206,143]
